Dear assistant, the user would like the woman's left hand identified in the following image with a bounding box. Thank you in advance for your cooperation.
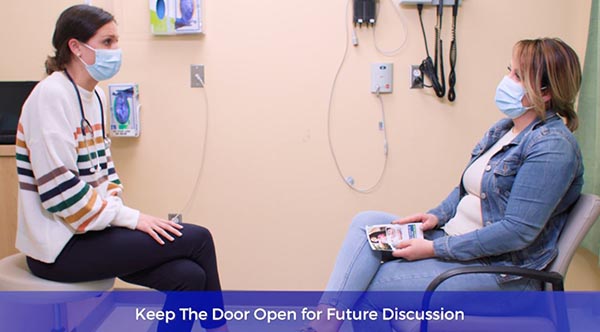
[136,213,183,245]
[392,239,435,261]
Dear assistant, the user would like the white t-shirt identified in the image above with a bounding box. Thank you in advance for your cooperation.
[443,130,517,236]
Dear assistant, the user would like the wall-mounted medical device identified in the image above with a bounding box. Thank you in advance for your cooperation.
[371,63,393,94]
[149,0,203,35]
[108,83,141,137]
[399,0,461,6]
[404,0,462,101]
[353,0,377,26]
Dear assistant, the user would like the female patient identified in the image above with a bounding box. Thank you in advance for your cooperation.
[305,38,584,332]
[16,5,227,332]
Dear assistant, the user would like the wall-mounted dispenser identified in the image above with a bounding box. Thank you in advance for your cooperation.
[109,83,141,137]
[149,0,203,35]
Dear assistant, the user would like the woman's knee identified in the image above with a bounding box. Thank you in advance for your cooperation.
[170,260,208,290]
[181,267,207,290]
[181,223,214,244]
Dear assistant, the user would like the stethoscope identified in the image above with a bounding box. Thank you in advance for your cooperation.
[64,70,111,174]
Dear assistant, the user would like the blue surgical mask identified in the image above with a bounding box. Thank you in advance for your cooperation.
[79,43,122,81]
[494,75,533,119]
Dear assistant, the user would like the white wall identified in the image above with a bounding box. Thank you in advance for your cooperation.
[0,0,592,290]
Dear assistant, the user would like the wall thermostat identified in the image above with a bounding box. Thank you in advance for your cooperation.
[108,83,141,137]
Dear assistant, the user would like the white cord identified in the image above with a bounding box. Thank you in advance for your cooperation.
[327,0,389,194]
[373,0,409,57]
[171,75,209,222]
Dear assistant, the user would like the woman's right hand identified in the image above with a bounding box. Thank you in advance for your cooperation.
[392,213,439,231]
[135,213,183,245]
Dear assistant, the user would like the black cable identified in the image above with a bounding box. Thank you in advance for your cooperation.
[417,4,430,57]
[435,40,446,98]
[434,0,446,98]
[447,1,459,102]
[417,4,444,98]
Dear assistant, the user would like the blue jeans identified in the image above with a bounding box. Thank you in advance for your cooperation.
[319,211,541,313]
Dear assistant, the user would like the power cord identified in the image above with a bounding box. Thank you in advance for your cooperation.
[327,0,390,194]
[447,1,459,102]
[417,4,445,96]
[372,0,408,57]
[170,74,209,223]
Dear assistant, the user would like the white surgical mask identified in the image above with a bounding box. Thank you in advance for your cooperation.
[79,43,122,81]
[494,76,533,119]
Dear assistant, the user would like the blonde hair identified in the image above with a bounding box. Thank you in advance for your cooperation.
[514,38,582,132]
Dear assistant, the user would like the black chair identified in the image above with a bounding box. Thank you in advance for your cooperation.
[415,194,600,332]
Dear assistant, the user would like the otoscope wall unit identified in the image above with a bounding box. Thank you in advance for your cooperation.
[399,0,461,6]
[149,0,203,35]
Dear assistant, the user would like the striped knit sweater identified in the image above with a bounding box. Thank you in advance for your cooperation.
[15,71,139,263]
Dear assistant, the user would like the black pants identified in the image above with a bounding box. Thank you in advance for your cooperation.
[27,223,225,330]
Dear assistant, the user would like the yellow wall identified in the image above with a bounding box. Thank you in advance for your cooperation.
[0,0,592,290]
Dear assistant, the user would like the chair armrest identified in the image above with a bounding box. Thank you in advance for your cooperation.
[426,266,564,292]
[420,266,567,332]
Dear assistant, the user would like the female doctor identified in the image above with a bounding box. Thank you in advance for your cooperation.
[15,5,228,332]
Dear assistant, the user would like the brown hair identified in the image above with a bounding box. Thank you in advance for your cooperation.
[514,38,582,131]
[45,5,115,75]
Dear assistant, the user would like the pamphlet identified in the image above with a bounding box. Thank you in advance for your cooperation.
[365,223,424,251]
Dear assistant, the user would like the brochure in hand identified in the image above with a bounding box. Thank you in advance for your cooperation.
[365,223,424,251]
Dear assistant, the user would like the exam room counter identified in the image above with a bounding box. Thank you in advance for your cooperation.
[0,144,598,290]
[0,145,18,258]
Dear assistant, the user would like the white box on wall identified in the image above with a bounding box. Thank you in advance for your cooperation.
[149,0,203,35]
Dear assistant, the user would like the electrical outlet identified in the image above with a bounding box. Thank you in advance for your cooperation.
[410,65,424,89]
[190,64,204,88]
[168,213,183,224]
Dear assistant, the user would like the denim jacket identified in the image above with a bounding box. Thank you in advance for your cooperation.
[429,112,584,283]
